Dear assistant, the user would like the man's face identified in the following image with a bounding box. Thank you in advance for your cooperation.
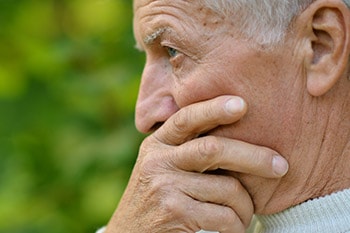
[133,0,306,213]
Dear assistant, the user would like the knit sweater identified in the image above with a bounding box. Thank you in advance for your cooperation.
[253,189,350,233]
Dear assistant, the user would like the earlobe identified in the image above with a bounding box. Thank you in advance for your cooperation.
[303,1,350,96]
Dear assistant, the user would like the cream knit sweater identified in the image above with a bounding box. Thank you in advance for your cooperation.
[252,189,350,233]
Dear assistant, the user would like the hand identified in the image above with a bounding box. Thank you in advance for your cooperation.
[106,95,289,233]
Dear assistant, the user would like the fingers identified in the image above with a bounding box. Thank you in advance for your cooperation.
[114,95,288,232]
[189,201,246,233]
[179,172,254,228]
[151,172,251,233]
[150,94,288,179]
[171,136,289,178]
[153,96,247,145]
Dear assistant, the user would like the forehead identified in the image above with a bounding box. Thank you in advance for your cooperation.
[134,0,207,17]
[133,0,227,44]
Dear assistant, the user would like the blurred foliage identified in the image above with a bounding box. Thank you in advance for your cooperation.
[0,0,145,232]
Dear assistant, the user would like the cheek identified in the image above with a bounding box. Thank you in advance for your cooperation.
[199,68,302,153]
[171,50,302,152]
[211,84,302,157]
[172,65,242,107]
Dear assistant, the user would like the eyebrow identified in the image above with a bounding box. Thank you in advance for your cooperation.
[135,27,170,51]
[144,27,169,44]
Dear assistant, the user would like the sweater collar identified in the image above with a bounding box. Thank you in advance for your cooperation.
[256,189,350,233]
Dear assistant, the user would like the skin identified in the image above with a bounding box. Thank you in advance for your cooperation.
[107,96,289,232]
[106,0,350,232]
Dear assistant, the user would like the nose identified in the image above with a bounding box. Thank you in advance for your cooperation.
[135,61,179,133]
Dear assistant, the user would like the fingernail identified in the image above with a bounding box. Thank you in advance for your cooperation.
[225,97,245,114]
[273,155,289,176]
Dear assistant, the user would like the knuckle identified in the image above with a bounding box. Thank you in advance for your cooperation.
[158,195,188,225]
[220,177,243,204]
[138,171,177,201]
[149,175,173,196]
[139,135,159,156]
[219,208,243,233]
[161,196,182,215]
[137,152,166,184]
[198,136,222,161]
[225,177,241,194]
[137,158,157,185]
[138,138,172,177]
[172,110,189,133]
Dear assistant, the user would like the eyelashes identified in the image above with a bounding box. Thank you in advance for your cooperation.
[166,46,179,58]
[164,46,185,69]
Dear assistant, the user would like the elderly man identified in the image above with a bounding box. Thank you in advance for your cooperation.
[99,0,350,232]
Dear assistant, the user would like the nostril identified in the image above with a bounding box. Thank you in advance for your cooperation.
[150,122,164,132]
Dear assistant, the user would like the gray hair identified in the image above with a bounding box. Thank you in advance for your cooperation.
[203,0,313,45]
[204,0,350,79]
[345,0,350,8]
[203,0,350,46]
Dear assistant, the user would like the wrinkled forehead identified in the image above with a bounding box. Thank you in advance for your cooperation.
[133,0,226,33]
[133,0,222,21]
[133,0,189,11]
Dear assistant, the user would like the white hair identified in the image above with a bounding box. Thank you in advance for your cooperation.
[345,0,350,8]
[204,0,350,80]
[203,0,315,46]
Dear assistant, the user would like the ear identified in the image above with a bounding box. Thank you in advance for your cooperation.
[300,0,350,96]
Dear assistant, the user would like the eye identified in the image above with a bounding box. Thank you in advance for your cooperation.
[163,45,186,70]
[166,46,179,58]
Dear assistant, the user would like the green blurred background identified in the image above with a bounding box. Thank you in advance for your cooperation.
[0,0,145,232]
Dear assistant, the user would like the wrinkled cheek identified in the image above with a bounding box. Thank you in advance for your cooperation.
[172,69,238,108]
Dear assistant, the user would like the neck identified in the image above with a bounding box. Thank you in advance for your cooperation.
[262,83,350,214]
[300,105,349,193]
[293,87,350,201]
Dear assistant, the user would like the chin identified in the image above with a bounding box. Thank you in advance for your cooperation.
[209,123,295,214]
